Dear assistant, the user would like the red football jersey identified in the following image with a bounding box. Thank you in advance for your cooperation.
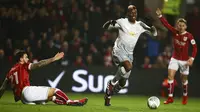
[159,16,197,61]
[6,63,31,102]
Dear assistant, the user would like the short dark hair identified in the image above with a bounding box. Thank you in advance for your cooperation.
[14,50,27,63]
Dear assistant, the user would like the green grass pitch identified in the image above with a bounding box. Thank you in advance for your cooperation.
[0,91,200,112]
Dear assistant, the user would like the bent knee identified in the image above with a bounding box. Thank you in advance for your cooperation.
[122,63,132,72]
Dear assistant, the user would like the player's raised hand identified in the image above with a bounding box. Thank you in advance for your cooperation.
[53,52,64,61]
[156,8,162,17]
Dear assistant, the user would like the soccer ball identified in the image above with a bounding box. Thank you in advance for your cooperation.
[147,96,160,109]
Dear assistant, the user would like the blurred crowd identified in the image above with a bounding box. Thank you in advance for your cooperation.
[0,0,199,71]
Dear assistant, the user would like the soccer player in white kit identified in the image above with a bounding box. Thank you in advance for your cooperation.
[103,5,157,106]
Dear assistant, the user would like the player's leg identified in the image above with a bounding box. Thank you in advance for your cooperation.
[113,61,131,93]
[21,86,50,105]
[180,74,188,105]
[104,55,120,106]
[164,58,178,104]
[48,88,88,106]
[106,61,131,94]
[105,61,132,106]
[22,86,88,106]
[104,50,132,106]
[113,78,127,94]
[180,61,189,105]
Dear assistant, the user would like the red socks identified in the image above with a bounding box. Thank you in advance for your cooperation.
[167,80,174,97]
[183,80,188,96]
[52,89,69,105]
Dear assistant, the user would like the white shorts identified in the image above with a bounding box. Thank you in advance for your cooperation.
[21,86,50,105]
[168,58,189,75]
[112,50,133,66]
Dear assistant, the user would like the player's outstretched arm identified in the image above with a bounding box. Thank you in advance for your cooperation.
[156,8,177,34]
[102,20,121,31]
[140,21,157,37]
[30,52,64,70]
[0,78,8,99]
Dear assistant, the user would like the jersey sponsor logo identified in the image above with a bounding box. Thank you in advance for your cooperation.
[175,39,186,46]
[191,39,196,45]
[129,32,135,36]
[183,37,187,41]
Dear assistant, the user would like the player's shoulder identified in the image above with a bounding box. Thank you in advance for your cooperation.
[7,64,19,77]
[10,64,19,72]
[136,20,142,23]
[116,18,128,23]
[185,32,193,36]
[135,21,145,28]
[136,21,143,25]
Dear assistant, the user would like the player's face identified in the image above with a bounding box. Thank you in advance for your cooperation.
[127,5,137,23]
[21,54,29,64]
[176,22,187,33]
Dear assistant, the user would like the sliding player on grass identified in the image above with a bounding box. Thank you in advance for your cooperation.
[0,50,88,105]
[156,8,197,105]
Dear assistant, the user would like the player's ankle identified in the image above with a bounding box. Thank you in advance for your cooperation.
[168,94,173,98]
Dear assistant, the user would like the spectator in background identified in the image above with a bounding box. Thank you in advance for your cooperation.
[80,21,89,44]
[88,6,103,43]
[73,28,82,40]
[41,32,48,45]
[73,55,86,68]
[162,45,172,64]
[104,46,113,67]
[33,39,43,61]
[60,22,69,41]
[96,35,109,54]
[147,35,160,64]
[0,49,10,75]
[4,38,13,64]
[53,33,61,49]
[43,39,59,59]
[141,56,152,69]
[86,54,93,66]
[89,43,103,65]
[28,30,37,51]
[152,55,167,68]
[70,37,82,61]
[60,41,70,67]
[22,39,29,51]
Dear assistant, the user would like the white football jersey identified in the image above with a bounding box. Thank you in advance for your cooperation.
[113,18,147,54]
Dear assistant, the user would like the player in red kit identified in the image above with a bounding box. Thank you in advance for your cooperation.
[156,8,197,105]
[0,50,88,105]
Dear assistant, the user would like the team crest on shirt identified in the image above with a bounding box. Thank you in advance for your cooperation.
[191,39,196,45]
[129,32,135,36]
[183,36,187,41]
